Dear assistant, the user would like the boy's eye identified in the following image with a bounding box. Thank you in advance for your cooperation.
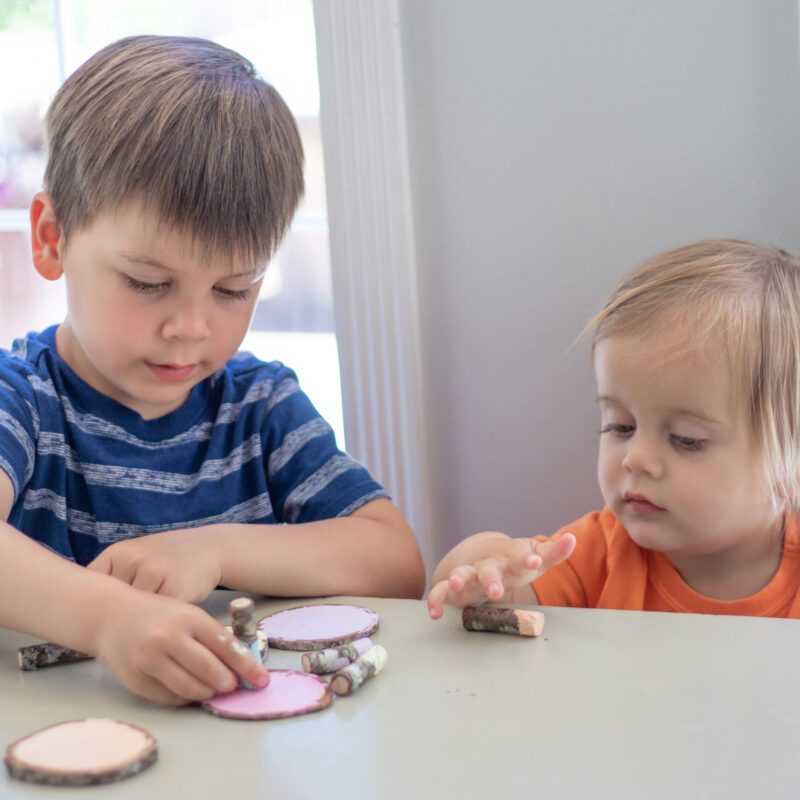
[670,434,707,452]
[599,423,635,437]
[125,275,165,293]
[125,275,168,294]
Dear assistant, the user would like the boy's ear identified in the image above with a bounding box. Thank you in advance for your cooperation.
[30,192,66,281]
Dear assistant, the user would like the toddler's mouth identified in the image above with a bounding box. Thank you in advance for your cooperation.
[623,491,666,513]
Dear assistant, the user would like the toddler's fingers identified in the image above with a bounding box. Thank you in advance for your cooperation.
[427,580,450,619]
[474,561,506,601]
[447,565,478,592]
[531,532,576,570]
[507,550,542,579]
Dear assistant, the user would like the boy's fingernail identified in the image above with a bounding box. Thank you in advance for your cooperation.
[488,582,502,597]
[253,670,270,688]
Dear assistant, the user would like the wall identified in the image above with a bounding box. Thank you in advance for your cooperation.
[397,0,800,557]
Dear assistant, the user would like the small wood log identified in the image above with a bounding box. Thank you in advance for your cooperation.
[17,642,94,671]
[5,718,157,786]
[330,644,388,696]
[462,605,545,637]
[229,597,268,689]
[301,637,373,674]
[230,597,258,644]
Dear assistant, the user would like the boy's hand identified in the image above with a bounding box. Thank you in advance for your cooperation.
[427,531,576,619]
[93,589,269,705]
[87,528,223,603]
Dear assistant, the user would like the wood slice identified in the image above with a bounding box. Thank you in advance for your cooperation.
[258,604,379,651]
[5,718,157,786]
[202,669,333,720]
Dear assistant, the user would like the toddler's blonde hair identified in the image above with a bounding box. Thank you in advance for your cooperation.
[589,239,800,516]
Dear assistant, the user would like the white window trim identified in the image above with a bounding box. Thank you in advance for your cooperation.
[313,0,432,568]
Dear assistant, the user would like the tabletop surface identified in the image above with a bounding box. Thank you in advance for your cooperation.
[2,593,799,799]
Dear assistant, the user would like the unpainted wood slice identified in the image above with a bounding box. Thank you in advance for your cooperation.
[258,603,379,650]
[202,669,333,720]
[5,718,157,786]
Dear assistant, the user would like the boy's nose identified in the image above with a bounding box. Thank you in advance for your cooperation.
[621,434,663,478]
[162,301,210,341]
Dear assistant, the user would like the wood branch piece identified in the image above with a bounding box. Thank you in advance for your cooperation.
[202,669,332,720]
[17,642,94,671]
[5,718,157,786]
[301,637,373,674]
[330,644,388,696]
[258,604,379,651]
[462,605,545,637]
[229,597,269,689]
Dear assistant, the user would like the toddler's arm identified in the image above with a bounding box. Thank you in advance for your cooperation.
[427,530,576,619]
[88,497,426,601]
[0,470,268,705]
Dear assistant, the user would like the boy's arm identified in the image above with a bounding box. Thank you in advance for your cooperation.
[88,497,426,601]
[426,530,576,619]
[0,469,268,704]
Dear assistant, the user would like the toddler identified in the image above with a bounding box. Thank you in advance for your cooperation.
[430,239,800,618]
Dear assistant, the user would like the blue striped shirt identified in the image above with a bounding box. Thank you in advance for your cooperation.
[0,327,387,564]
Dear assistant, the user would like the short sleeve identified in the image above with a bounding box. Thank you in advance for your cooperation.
[259,365,387,523]
[0,353,39,500]
[532,510,613,608]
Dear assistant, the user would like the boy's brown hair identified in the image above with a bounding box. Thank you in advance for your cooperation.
[588,239,800,515]
[43,34,304,265]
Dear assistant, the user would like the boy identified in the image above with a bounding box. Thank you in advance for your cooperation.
[0,35,424,705]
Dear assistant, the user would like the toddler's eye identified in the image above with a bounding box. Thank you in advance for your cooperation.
[214,286,252,301]
[125,275,167,294]
[671,434,707,452]
[599,423,635,437]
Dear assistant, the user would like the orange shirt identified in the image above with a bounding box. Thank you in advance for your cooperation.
[532,507,800,617]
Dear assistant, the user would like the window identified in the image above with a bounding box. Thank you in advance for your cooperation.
[0,0,344,445]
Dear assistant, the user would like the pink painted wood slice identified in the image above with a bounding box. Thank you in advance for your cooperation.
[258,603,380,650]
[202,669,332,720]
[5,718,157,786]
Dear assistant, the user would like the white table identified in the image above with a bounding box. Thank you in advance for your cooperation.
[2,593,799,798]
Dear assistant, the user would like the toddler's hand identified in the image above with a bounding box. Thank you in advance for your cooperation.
[427,531,575,619]
[93,589,269,705]
[87,528,222,603]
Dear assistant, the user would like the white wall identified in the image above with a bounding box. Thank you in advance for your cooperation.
[397,0,800,558]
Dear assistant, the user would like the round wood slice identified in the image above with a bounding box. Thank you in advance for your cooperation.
[4,718,157,786]
[202,669,332,720]
[258,604,379,650]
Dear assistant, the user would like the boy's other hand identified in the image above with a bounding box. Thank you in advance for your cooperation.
[93,589,269,706]
[427,531,576,620]
[87,528,223,603]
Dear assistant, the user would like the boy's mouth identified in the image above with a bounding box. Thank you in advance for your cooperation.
[623,491,666,514]
[145,362,197,382]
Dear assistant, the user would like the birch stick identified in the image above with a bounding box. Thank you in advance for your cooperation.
[17,643,94,672]
[301,637,373,674]
[329,645,387,696]
[229,597,268,689]
[462,606,545,637]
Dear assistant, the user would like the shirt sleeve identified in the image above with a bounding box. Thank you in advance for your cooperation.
[261,365,388,523]
[532,510,614,608]
[0,354,39,500]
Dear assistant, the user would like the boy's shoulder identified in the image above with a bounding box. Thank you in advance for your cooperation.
[0,328,57,390]
[220,350,300,395]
